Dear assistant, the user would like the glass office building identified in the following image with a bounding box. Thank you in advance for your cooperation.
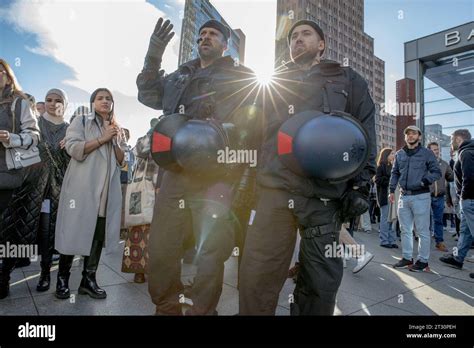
[404,22,474,160]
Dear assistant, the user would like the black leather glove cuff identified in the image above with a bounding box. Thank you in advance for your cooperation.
[340,189,370,222]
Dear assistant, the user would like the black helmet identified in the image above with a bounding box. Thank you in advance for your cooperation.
[172,119,231,174]
[151,115,233,175]
[150,113,189,172]
[278,110,369,183]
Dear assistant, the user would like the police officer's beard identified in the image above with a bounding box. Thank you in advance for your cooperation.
[198,45,222,62]
[292,49,318,66]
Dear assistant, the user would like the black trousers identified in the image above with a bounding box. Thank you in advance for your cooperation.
[239,186,343,315]
[369,199,380,223]
[148,171,235,315]
[0,189,14,213]
[1,190,17,271]
[38,213,53,265]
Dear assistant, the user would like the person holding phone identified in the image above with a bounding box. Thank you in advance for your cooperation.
[54,88,126,300]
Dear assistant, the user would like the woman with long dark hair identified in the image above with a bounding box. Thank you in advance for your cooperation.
[375,147,397,248]
[0,59,40,299]
[54,88,126,299]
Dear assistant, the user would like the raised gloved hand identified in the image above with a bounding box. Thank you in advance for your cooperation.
[146,18,175,64]
[340,186,370,222]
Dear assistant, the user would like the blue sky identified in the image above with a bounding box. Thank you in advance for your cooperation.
[365,0,473,93]
[0,0,472,144]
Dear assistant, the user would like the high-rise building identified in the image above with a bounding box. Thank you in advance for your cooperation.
[377,112,397,151]
[275,0,392,153]
[178,0,246,66]
[395,78,417,150]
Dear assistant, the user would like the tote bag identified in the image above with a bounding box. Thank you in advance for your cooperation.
[124,159,155,227]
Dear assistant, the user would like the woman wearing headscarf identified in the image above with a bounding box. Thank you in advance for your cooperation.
[55,88,126,299]
[32,88,71,291]
[0,59,40,299]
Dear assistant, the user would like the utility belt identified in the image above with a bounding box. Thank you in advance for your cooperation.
[299,221,341,238]
[313,196,337,207]
[400,188,430,196]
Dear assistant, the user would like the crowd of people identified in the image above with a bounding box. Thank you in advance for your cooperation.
[0,58,153,300]
[0,16,473,316]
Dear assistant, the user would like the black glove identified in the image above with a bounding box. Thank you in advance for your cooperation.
[146,18,175,67]
[232,167,257,211]
[421,178,430,187]
[340,186,370,222]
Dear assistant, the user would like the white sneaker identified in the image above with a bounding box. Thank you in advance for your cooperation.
[353,252,374,274]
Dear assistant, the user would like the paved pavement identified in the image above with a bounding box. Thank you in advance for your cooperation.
[1,224,472,316]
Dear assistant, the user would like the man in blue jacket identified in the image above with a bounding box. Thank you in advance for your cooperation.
[389,125,441,272]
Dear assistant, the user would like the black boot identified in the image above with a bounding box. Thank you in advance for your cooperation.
[55,255,74,299]
[0,258,17,299]
[78,240,106,299]
[36,260,52,292]
[37,212,53,292]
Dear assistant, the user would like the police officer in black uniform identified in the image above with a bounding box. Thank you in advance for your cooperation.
[239,20,376,315]
[137,18,260,315]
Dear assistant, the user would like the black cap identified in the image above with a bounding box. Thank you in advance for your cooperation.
[199,20,231,42]
[287,20,325,52]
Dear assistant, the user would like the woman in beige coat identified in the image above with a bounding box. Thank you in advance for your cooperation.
[54,88,126,300]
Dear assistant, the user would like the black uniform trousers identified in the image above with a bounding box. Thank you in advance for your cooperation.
[239,186,343,315]
[148,170,235,315]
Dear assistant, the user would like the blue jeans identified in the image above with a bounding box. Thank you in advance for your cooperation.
[398,192,431,263]
[430,196,445,243]
[454,199,474,263]
[360,211,372,231]
[379,204,396,245]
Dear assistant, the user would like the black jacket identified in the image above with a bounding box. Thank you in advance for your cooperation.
[257,59,377,200]
[0,120,70,251]
[137,56,260,136]
[136,56,262,183]
[375,162,391,207]
[454,139,474,200]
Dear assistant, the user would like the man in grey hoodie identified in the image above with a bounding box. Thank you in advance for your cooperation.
[389,126,441,272]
